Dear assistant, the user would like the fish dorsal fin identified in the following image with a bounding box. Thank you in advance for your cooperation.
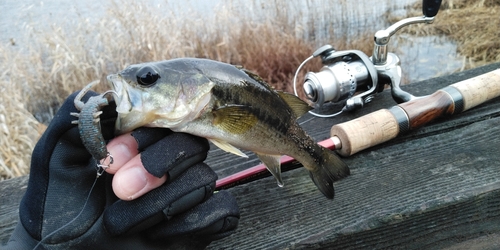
[241,68,266,84]
[209,138,248,158]
[277,91,312,118]
[212,105,258,134]
[256,153,284,187]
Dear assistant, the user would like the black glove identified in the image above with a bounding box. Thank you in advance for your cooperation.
[5,90,239,250]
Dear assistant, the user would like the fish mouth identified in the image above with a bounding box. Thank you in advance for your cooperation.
[107,73,130,113]
[107,74,149,134]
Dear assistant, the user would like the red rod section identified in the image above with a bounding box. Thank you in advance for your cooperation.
[215,138,336,189]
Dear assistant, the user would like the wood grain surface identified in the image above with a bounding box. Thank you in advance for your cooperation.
[1,62,499,249]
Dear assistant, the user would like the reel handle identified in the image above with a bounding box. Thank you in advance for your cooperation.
[423,0,442,17]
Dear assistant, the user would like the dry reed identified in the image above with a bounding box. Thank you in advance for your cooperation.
[2,0,498,180]
[0,0,373,180]
[0,46,43,179]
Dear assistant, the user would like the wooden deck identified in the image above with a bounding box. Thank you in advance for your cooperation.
[1,62,500,249]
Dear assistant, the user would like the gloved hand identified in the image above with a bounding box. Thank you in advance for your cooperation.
[6,90,239,250]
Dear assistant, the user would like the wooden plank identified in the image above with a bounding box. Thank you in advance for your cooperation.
[0,174,27,246]
[1,62,499,248]
[206,62,500,249]
[207,115,500,249]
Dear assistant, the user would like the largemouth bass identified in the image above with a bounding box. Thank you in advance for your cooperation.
[107,58,350,199]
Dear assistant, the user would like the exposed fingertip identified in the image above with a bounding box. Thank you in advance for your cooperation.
[105,133,138,173]
[114,167,148,200]
[112,164,167,200]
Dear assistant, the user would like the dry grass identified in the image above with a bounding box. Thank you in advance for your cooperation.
[2,0,497,180]
[388,0,500,69]
[0,46,44,178]
[0,0,374,180]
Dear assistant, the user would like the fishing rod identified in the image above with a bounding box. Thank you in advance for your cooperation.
[216,68,500,190]
[216,0,498,189]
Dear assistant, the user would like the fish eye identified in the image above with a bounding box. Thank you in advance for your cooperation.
[136,66,161,86]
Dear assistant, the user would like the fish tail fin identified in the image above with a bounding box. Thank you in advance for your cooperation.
[308,148,350,199]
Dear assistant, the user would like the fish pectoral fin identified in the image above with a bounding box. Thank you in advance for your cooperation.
[212,105,258,134]
[257,154,284,187]
[209,139,248,158]
[277,91,312,118]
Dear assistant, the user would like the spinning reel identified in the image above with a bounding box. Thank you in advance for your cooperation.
[294,0,442,117]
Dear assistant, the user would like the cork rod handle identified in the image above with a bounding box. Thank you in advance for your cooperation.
[331,68,500,157]
[330,109,400,156]
[451,69,500,111]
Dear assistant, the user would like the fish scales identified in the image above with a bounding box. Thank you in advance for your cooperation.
[211,85,292,135]
[108,58,350,199]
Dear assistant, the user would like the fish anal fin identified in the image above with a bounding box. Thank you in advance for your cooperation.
[212,105,258,134]
[256,153,284,187]
[209,139,248,158]
[277,91,312,118]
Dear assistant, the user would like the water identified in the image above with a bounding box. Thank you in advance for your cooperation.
[1,0,105,43]
[0,0,464,84]
[394,35,464,83]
